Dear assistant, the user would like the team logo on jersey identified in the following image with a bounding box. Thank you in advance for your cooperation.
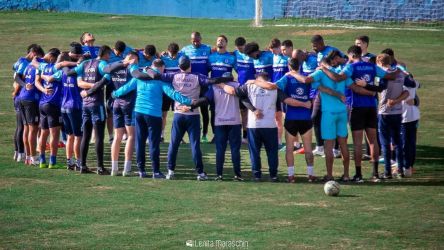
[259,89,266,94]
[363,74,371,82]
[296,87,304,96]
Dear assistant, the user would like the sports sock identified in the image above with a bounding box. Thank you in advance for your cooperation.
[50,155,56,165]
[307,165,314,176]
[355,166,362,177]
[111,161,118,171]
[124,161,131,172]
[287,166,295,176]
[40,153,46,163]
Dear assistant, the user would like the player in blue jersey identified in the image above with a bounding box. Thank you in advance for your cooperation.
[244,42,274,78]
[355,35,376,64]
[233,37,255,143]
[138,44,157,69]
[33,48,63,169]
[80,32,100,59]
[112,59,199,179]
[320,46,399,182]
[15,45,45,166]
[180,32,213,143]
[160,42,182,142]
[69,45,112,175]
[281,40,293,58]
[311,35,346,65]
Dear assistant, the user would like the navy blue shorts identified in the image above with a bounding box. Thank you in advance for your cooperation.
[162,94,174,112]
[19,100,39,125]
[113,104,135,128]
[82,105,106,128]
[62,108,82,136]
[39,103,62,129]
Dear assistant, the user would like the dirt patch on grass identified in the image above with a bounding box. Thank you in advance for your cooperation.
[280,201,329,208]
[290,29,349,36]
[89,185,114,191]
[0,177,53,188]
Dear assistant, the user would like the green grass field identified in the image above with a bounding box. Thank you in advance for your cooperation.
[1,11,444,249]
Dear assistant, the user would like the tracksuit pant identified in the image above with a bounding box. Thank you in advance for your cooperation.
[135,112,162,173]
[379,114,405,174]
[247,127,279,178]
[214,124,242,177]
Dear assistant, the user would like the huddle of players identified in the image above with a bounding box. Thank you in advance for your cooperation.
[11,31,420,183]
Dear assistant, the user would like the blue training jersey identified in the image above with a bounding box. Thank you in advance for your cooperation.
[160,53,182,73]
[37,62,62,106]
[138,51,157,69]
[316,46,345,65]
[53,66,83,111]
[180,44,211,76]
[208,51,236,78]
[109,45,134,63]
[12,57,30,109]
[18,58,45,102]
[272,53,289,82]
[233,50,255,85]
[276,74,312,120]
[342,61,386,108]
[300,53,319,99]
[82,45,100,59]
[253,51,273,78]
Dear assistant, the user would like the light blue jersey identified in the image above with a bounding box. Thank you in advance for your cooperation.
[82,45,100,59]
[272,53,289,82]
[161,53,182,73]
[233,50,255,85]
[208,51,236,78]
[138,51,157,69]
[180,44,211,75]
[109,45,134,63]
[253,51,273,78]
[113,78,192,118]
[316,46,345,65]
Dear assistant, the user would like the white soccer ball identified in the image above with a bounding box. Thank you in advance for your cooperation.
[324,180,340,196]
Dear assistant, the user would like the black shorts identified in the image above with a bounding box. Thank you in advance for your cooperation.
[284,119,313,136]
[40,103,62,129]
[162,94,174,112]
[106,97,114,114]
[20,100,39,125]
[350,107,377,131]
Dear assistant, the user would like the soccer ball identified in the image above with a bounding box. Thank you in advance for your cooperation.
[324,181,340,196]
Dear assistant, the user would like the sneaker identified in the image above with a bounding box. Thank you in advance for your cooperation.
[197,172,208,181]
[39,162,48,169]
[80,166,91,174]
[313,147,325,157]
[67,163,76,171]
[390,160,397,167]
[322,175,334,182]
[153,172,166,179]
[370,175,381,183]
[122,171,131,177]
[351,174,364,183]
[270,176,279,182]
[295,147,305,154]
[48,163,64,169]
[111,168,119,176]
[166,171,175,180]
[74,163,81,172]
[160,136,165,143]
[253,177,262,182]
[139,171,147,178]
[362,154,371,161]
[308,175,317,183]
[287,175,295,183]
[233,175,244,181]
[214,175,223,181]
[380,173,393,179]
[279,145,286,152]
[97,166,109,175]
[378,157,385,164]
[333,149,341,158]
[394,170,404,179]
[338,175,350,182]
[13,151,18,161]
[30,159,39,167]
[201,135,209,143]
[25,158,30,165]
[241,138,248,144]
[17,153,25,163]
[404,168,412,178]
[108,137,114,144]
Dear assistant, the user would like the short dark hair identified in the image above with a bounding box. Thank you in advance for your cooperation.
[153,59,165,68]
[69,42,83,55]
[356,35,370,44]
[234,37,246,47]
[99,45,112,58]
[127,50,139,58]
[282,40,293,48]
[255,72,269,81]
[30,44,44,57]
[269,38,281,49]
[218,34,228,43]
[311,35,324,43]
[27,44,39,53]
[114,40,126,53]
[144,45,156,57]
[347,45,362,57]
[191,31,201,38]
[244,42,260,57]
[47,48,61,59]
[288,58,300,71]
[56,52,71,64]
[381,48,394,57]
[325,50,341,64]
[168,42,179,54]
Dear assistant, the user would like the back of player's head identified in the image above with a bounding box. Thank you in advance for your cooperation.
[269,38,281,49]
[347,45,362,58]
[127,50,139,59]
[69,42,83,55]
[29,44,45,57]
[311,35,324,44]
[168,42,179,54]
[218,35,228,43]
[191,31,201,38]
[381,48,394,57]
[325,50,341,65]
[234,37,246,47]
[288,58,300,71]
[99,45,112,58]
[152,59,165,68]
[356,35,369,45]
[56,52,71,64]
[376,53,392,66]
[282,40,293,48]
[178,55,191,71]
[47,48,61,59]
[144,45,156,57]
[244,42,260,57]
[114,40,126,53]
[255,72,269,81]
[27,44,39,53]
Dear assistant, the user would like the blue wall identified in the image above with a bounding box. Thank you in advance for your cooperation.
[1,0,443,21]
